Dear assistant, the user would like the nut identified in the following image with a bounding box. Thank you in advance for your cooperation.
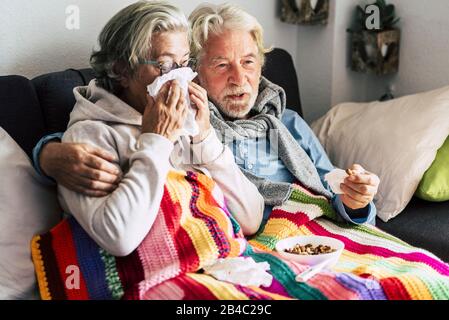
[285,243,336,255]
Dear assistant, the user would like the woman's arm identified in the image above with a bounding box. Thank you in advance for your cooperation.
[59,121,174,257]
[190,129,264,236]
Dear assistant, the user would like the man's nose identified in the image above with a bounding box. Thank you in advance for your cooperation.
[229,64,246,86]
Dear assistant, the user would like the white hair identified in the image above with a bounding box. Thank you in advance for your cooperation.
[90,0,189,93]
[189,2,271,65]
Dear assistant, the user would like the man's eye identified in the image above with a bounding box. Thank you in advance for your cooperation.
[216,63,228,69]
[244,60,255,66]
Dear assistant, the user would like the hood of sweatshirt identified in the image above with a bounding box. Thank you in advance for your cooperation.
[68,79,142,128]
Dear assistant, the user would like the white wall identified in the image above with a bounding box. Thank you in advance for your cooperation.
[296,0,449,123]
[295,0,335,123]
[2,0,449,124]
[0,0,299,79]
[389,0,449,98]
[296,0,387,123]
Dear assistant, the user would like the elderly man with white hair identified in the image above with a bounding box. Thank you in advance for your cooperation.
[186,3,380,226]
[33,2,379,228]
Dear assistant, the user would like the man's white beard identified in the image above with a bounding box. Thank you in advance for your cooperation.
[217,94,257,119]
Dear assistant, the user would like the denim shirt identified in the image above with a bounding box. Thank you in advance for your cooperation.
[229,109,376,226]
[33,110,376,225]
[32,132,64,186]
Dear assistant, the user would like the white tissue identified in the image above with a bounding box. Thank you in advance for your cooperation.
[147,67,199,137]
[203,257,273,287]
[324,169,349,194]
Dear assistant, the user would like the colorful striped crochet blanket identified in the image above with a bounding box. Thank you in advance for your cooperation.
[31,170,449,300]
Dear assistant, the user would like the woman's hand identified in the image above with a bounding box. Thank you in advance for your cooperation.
[40,141,121,197]
[142,80,188,142]
[188,82,211,142]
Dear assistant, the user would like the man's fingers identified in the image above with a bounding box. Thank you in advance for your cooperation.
[74,185,109,198]
[79,165,121,184]
[60,177,111,198]
[76,175,118,192]
[349,164,365,173]
[346,173,378,186]
[340,184,372,203]
[343,180,377,196]
[85,145,117,163]
[84,154,121,175]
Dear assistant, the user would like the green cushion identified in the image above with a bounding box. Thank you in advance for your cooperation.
[416,136,449,202]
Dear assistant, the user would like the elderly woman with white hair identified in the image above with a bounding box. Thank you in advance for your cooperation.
[55,0,264,257]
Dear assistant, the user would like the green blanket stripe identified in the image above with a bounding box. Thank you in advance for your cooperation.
[327,221,413,248]
[289,189,338,221]
[245,246,327,300]
[228,213,241,235]
[251,234,279,250]
[99,249,124,300]
[417,274,449,299]
[368,258,443,278]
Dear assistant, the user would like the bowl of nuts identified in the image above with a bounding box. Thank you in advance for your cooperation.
[275,235,344,267]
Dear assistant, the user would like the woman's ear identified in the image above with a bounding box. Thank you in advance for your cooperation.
[113,61,130,88]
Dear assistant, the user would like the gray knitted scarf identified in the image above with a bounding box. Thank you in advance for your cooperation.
[209,77,333,206]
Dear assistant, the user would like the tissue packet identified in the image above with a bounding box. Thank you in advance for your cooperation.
[324,169,349,194]
[203,257,273,287]
[147,67,199,137]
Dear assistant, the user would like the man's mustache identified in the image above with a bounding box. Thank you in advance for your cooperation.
[223,86,252,98]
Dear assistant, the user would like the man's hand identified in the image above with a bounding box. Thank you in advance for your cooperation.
[340,164,380,210]
[40,142,121,197]
[188,81,211,142]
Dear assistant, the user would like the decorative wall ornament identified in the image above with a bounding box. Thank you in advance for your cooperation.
[349,28,400,75]
[348,0,401,75]
[280,0,330,25]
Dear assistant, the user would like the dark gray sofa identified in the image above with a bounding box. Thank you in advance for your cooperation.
[1,48,448,262]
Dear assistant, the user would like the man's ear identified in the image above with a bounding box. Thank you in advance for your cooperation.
[113,61,130,88]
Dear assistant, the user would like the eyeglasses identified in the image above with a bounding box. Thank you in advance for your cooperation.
[139,58,197,75]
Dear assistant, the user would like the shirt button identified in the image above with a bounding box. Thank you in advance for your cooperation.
[248,164,254,170]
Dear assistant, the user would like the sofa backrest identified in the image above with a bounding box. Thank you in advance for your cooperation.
[0,48,302,158]
[264,48,302,114]
[0,75,47,157]
[31,69,95,134]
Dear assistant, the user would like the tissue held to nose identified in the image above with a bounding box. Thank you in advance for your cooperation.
[147,67,199,137]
